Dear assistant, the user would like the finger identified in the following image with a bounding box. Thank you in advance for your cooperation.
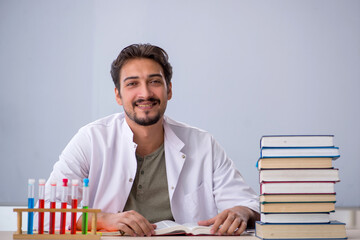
[211,214,227,235]
[130,211,155,236]
[121,212,148,236]
[235,220,247,235]
[118,223,135,237]
[198,216,216,226]
[217,214,236,235]
[122,218,143,236]
[136,217,155,236]
[227,217,241,235]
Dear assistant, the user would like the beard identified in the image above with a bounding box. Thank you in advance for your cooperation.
[124,98,164,126]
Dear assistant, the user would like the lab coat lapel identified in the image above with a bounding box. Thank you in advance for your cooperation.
[163,119,185,202]
[117,117,138,210]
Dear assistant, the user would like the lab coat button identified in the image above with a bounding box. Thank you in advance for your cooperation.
[182,155,186,159]
[171,186,174,190]
[129,178,133,182]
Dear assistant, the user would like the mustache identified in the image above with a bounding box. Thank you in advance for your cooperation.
[133,98,160,106]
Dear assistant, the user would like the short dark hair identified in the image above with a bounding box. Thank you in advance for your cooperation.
[110,43,173,91]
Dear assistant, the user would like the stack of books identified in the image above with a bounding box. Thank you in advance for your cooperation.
[255,135,347,240]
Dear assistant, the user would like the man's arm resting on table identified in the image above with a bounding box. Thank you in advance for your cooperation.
[76,211,156,237]
[198,205,260,236]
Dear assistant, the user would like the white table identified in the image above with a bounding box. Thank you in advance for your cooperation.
[2,229,360,240]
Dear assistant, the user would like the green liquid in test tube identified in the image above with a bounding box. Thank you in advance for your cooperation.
[82,178,90,234]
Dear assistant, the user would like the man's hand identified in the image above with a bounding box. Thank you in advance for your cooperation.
[78,210,156,237]
[198,206,259,236]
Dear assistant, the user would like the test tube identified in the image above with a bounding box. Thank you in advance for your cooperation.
[49,180,56,234]
[38,179,46,234]
[82,178,89,234]
[60,178,68,234]
[71,179,79,234]
[27,179,35,234]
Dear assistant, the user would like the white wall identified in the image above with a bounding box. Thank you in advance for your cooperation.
[1,0,359,207]
[0,0,94,205]
[0,207,27,231]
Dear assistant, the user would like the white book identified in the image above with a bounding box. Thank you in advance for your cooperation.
[260,182,335,194]
[259,169,340,182]
[260,135,334,148]
[261,213,330,223]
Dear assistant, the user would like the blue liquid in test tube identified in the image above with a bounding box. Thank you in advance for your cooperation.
[27,179,35,234]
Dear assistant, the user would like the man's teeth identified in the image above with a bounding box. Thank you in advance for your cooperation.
[138,104,153,107]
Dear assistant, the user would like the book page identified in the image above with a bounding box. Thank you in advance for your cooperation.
[182,223,211,235]
[154,221,212,235]
[182,223,208,230]
[155,220,181,230]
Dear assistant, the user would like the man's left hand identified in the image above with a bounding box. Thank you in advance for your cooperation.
[197,206,259,236]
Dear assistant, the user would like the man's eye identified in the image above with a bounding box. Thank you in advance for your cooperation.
[150,80,162,84]
[126,82,136,87]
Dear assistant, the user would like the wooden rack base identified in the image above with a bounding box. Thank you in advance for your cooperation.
[13,208,101,240]
[13,233,101,240]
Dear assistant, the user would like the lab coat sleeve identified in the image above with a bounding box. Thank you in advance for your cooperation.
[211,136,260,214]
[41,128,91,231]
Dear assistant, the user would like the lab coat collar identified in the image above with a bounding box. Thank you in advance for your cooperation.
[163,116,185,152]
[120,113,185,151]
[119,112,137,148]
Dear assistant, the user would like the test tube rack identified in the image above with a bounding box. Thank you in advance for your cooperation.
[13,208,101,240]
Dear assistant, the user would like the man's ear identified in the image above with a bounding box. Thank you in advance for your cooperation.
[167,82,172,100]
[115,87,123,106]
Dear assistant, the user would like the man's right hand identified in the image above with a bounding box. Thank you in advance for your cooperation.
[98,210,156,236]
[79,210,156,237]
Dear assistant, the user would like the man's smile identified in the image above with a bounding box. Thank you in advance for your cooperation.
[134,99,160,110]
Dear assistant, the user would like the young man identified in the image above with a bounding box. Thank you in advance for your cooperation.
[43,44,259,236]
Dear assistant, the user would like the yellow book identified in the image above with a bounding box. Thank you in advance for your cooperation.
[255,221,347,239]
[261,202,335,213]
[258,157,333,169]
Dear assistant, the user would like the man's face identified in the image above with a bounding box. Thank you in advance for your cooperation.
[115,58,172,126]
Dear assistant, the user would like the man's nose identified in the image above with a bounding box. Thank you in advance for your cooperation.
[138,84,153,99]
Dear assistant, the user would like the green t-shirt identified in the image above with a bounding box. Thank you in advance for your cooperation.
[123,144,174,223]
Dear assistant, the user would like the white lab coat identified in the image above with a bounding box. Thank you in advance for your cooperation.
[43,113,259,229]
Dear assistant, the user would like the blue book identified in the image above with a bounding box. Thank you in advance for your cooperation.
[255,220,347,239]
[260,147,340,159]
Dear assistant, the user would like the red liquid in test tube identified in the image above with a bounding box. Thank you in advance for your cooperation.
[60,179,68,234]
[38,179,46,234]
[49,181,57,234]
[71,179,79,234]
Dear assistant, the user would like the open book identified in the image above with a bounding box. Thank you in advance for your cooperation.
[100,220,255,236]
[154,220,212,235]
[100,220,212,236]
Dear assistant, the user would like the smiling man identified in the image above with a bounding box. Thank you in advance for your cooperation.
[42,44,259,237]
